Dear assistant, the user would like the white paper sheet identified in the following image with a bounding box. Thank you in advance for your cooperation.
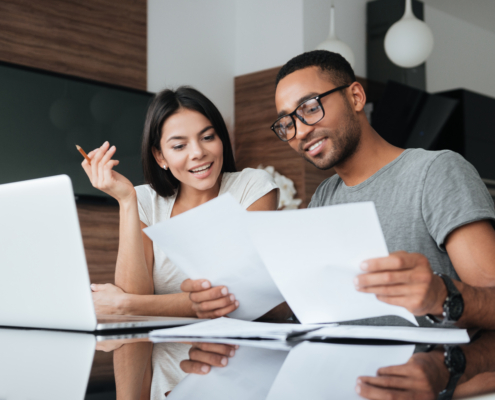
[267,342,415,400]
[296,324,470,344]
[167,346,289,400]
[144,194,285,321]
[246,202,418,325]
[150,317,322,341]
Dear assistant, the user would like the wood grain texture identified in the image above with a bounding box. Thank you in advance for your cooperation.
[234,67,335,208]
[77,203,119,284]
[0,0,146,90]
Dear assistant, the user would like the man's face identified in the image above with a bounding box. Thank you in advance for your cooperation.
[275,66,361,170]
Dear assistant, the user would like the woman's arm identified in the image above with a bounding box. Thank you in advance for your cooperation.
[114,341,153,400]
[82,142,153,295]
[114,202,154,295]
[91,215,196,316]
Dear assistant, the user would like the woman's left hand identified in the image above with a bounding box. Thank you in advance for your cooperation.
[91,283,128,315]
[180,279,239,319]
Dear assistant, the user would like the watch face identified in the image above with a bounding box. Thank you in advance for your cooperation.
[449,295,464,321]
[447,346,466,374]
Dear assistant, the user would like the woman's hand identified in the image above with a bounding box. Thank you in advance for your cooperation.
[91,283,128,315]
[81,141,136,204]
[180,342,238,375]
[180,279,239,319]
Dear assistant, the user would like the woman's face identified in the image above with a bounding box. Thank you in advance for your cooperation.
[154,108,224,192]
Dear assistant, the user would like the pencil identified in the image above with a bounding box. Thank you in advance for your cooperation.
[76,145,91,165]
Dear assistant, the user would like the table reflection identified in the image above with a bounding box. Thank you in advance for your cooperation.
[1,327,495,400]
[0,328,95,400]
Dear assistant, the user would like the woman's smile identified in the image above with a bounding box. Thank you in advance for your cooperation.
[189,162,214,179]
[157,108,224,193]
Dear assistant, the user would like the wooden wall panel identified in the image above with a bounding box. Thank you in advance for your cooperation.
[234,67,335,208]
[0,0,147,285]
[0,0,146,90]
[77,204,119,284]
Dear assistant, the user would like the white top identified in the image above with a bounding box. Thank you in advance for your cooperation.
[135,168,278,395]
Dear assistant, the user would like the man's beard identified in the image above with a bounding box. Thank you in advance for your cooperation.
[299,107,361,171]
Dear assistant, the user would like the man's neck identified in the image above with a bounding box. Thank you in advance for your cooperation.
[334,126,404,187]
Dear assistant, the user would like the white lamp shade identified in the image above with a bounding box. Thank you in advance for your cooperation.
[315,6,355,69]
[316,39,355,68]
[385,18,434,68]
[384,0,434,68]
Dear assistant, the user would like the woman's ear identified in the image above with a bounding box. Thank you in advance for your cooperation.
[151,147,168,170]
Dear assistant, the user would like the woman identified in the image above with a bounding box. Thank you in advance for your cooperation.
[81,86,279,317]
[82,87,280,395]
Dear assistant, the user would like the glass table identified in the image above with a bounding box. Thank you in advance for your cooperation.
[1,326,494,400]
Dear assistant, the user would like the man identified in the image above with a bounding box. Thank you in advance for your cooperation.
[183,50,495,327]
[181,50,495,374]
[270,50,495,326]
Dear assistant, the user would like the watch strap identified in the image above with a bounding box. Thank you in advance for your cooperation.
[438,345,466,400]
[426,273,463,325]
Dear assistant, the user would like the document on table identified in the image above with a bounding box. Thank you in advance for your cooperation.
[167,346,289,400]
[267,342,415,400]
[144,194,285,321]
[246,202,418,325]
[295,324,470,344]
[149,317,469,345]
[149,317,322,341]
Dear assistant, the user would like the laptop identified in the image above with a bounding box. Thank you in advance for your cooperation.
[0,175,203,331]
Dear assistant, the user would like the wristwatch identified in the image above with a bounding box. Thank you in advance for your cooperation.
[426,273,464,325]
[438,345,466,400]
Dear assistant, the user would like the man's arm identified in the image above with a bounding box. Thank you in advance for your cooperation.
[446,220,495,286]
[357,330,495,399]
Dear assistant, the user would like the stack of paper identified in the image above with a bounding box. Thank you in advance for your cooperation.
[149,317,321,341]
[150,317,470,344]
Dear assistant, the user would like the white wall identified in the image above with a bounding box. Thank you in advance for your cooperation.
[303,0,367,78]
[235,0,304,77]
[147,1,495,137]
[147,0,236,130]
[147,0,368,131]
[425,5,495,99]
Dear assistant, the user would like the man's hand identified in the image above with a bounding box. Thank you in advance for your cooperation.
[91,283,127,315]
[354,251,447,316]
[356,350,449,400]
[180,279,239,319]
[180,342,238,375]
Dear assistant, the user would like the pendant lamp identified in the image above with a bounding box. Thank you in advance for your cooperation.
[384,0,434,68]
[315,5,355,68]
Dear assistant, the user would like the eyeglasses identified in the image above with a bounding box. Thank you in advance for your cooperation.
[270,85,350,142]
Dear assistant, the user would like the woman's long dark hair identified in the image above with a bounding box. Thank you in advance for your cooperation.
[141,86,236,198]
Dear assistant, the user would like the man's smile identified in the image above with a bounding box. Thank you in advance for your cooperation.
[304,137,327,157]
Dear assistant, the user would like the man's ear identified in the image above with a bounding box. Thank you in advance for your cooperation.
[349,81,366,113]
[151,147,167,169]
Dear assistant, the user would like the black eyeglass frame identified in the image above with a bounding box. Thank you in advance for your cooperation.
[270,84,350,142]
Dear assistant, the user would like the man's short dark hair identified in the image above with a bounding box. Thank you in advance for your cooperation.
[275,50,356,88]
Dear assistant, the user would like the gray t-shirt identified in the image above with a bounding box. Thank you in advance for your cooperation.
[309,148,495,326]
